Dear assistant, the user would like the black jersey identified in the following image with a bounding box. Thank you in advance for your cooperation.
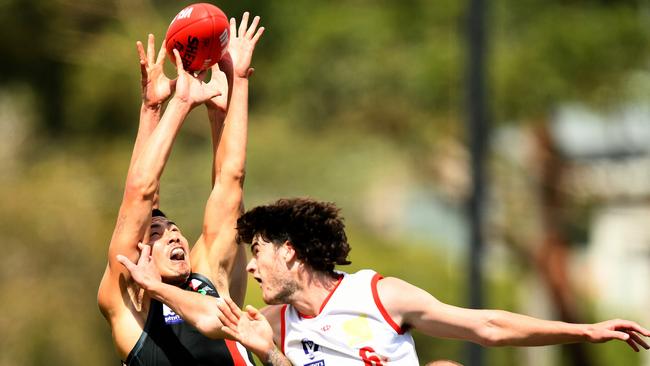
[124,273,254,366]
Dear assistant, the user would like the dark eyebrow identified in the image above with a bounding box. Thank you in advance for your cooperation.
[150,223,163,231]
[167,221,177,227]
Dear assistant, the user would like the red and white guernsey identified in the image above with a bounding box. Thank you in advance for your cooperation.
[280,269,419,365]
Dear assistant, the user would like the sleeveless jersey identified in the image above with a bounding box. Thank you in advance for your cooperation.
[280,269,419,365]
[124,273,254,366]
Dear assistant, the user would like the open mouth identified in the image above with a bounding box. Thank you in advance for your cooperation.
[170,247,186,261]
[254,277,262,284]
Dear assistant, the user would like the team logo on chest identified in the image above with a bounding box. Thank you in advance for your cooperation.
[301,338,322,360]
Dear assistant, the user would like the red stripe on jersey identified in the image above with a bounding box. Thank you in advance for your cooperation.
[299,274,344,319]
[371,273,404,334]
[280,304,288,354]
[224,339,247,366]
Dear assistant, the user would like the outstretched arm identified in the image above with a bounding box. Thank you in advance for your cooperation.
[378,277,650,350]
[128,34,176,206]
[191,12,265,306]
[98,46,221,322]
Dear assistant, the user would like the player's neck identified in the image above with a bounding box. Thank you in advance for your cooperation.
[292,271,343,318]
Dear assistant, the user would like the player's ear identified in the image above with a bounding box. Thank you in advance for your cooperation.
[281,241,296,262]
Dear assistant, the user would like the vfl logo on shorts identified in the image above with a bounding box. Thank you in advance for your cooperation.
[163,304,184,325]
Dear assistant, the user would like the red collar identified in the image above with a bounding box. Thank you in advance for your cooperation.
[298,274,344,319]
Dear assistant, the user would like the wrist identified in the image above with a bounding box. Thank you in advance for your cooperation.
[260,345,281,365]
[141,102,162,112]
[145,278,165,297]
[206,104,227,118]
[168,96,194,112]
[232,74,251,84]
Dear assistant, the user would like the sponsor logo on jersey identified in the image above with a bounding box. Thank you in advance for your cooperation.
[304,361,325,366]
[163,303,184,325]
[301,338,320,359]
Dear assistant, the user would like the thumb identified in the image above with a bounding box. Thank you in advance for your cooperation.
[246,67,255,78]
[245,305,263,320]
[116,255,135,271]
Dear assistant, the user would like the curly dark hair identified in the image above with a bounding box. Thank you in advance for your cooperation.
[236,197,351,273]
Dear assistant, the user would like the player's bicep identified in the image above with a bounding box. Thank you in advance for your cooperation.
[377,277,483,341]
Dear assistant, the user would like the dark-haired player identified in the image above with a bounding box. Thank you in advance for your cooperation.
[123,198,650,365]
[98,13,264,365]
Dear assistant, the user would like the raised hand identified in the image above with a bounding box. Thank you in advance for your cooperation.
[172,49,222,107]
[586,319,650,352]
[116,243,161,291]
[137,34,175,108]
[204,58,230,114]
[217,297,275,357]
[227,12,265,79]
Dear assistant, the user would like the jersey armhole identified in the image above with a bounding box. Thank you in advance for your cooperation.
[371,273,404,335]
[124,302,157,365]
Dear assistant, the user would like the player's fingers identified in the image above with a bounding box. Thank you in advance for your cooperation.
[139,60,147,82]
[147,34,156,65]
[217,298,240,325]
[627,338,640,352]
[246,68,255,78]
[156,40,167,65]
[251,27,265,44]
[211,60,222,73]
[629,332,650,350]
[625,322,650,337]
[173,49,184,72]
[220,326,239,340]
[136,41,147,64]
[137,242,146,251]
[238,12,249,38]
[215,302,232,325]
[137,246,152,264]
[246,16,260,39]
[224,297,242,320]
[229,17,237,39]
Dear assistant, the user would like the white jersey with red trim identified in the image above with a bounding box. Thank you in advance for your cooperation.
[280,269,419,366]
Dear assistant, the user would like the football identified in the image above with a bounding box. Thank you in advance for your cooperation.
[165,3,229,72]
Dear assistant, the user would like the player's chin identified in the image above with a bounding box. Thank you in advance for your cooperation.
[163,262,191,285]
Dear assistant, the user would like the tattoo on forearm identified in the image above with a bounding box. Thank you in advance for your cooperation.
[265,347,291,366]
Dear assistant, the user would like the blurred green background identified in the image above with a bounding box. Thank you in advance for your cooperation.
[2,0,650,365]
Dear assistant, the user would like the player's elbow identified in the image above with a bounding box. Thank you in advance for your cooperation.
[219,162,246,184]
[125,173,158,200]
[476,311,508,347]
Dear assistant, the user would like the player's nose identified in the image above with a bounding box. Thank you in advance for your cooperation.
[246,258,256,273]
[167,232,181,244]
